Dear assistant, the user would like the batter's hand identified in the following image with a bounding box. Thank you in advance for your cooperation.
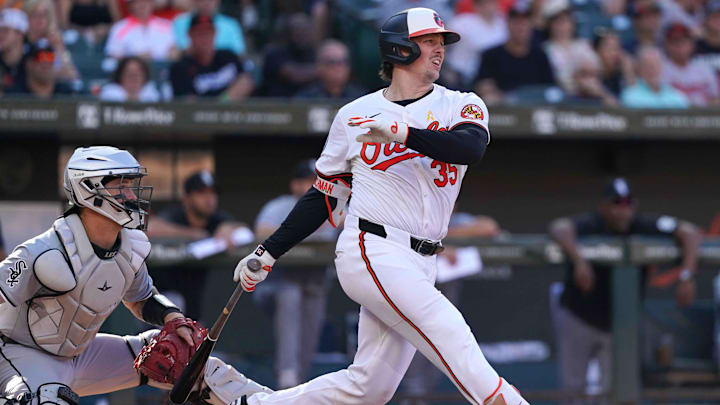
[233,245,275,292]
[348,116,409,144]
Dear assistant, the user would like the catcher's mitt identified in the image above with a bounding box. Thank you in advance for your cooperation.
[133,317,208,384]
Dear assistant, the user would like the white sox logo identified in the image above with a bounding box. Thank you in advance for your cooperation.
[6,260,26,288]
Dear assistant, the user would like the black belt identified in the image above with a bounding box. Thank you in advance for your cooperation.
[359,218,444,256]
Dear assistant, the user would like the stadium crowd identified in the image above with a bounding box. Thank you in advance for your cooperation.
[0,0,718,107]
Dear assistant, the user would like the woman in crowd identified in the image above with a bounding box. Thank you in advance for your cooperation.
[99,56,161,101]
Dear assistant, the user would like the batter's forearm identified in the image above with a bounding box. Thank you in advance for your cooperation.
[405,123,488,164]
[262,187,331,259]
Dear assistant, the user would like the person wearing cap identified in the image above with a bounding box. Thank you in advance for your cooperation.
[4,38,77,97]
[231,6,529,405]
[474,2,556,104]
[24,0,78,81]
[169,14,253,100]
[662,21,719,106]
[147,170,246,319]
[696,0,720,81]
[623,0,663,53]
[172,0,245,55]
[621,45,689,108]
[549,177,701,401]
[105,0,177,61]
[252,159,339,389]
[295,39,366,99]
[0,8,28,89]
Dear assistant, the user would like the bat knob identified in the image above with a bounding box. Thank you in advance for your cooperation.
[247,258,262,272]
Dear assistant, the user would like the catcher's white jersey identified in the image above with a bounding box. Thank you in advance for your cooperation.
[316,84,489,241]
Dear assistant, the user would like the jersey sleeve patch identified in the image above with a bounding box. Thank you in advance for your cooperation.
[460,104,484,121]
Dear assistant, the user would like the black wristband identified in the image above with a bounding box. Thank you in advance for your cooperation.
[141,289,182,326]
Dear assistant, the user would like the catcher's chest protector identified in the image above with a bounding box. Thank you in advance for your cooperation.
[29,214,150,357]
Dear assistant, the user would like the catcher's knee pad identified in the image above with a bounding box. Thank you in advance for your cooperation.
[197,357,273,405]
[35,384,79,405]
[4,383,79,405]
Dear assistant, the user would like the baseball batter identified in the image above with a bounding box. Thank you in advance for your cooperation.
[232,8,529,405]
[0,146,270,405]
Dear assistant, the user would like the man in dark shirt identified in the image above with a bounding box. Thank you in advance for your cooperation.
[260,13,317,97]
[474,3,555,104]
[147,170,246,319]
[295,39,365,99]
[170,14,253,100]
[4,40,76,97]
[548,177,700,400]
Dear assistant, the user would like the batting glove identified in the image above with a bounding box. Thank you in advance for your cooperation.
[233,245,275,292]
[348,116,409,144]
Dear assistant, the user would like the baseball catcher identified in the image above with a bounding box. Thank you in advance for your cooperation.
[0,146,270,404]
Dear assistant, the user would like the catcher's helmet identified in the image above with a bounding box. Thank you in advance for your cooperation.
[64,146,152,230]
[379,7,460,65]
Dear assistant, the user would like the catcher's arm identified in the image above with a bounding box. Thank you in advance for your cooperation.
[124,288,194,345]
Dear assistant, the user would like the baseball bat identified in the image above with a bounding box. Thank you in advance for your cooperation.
[169,258,262,404]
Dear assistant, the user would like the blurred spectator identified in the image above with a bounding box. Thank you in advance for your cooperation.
[376,0,453,27]
[172,0,245,55]
[444,0,507,90]
[267,0,329,45]
[623,0,663,53]
[153,0,191,20]
[565,50,619,105]
[620,46,689,108]
[295,39,365,99]
[542,0,595,93]
[253,159,338,389]
[169,15,253,100]
[549,177,701,401]
[659,0,703,37]
[475,3,556,104]
[99,56,161,101]
[147,170,246,319]
[24,0,78,81]
[60,0,120,43]
[592,28,634,96]
[260,12,317,97]
[105,0,177,61]
[5,39,77,97]
[697,0,720,81]
[0,9,28,89]
[0,0,24,9]
[662,22,719,105]
[401,211,500,401]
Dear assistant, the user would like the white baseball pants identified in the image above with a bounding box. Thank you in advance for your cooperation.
[248,215,501,405]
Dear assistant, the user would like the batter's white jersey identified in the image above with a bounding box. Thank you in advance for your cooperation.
[316,84,490,241]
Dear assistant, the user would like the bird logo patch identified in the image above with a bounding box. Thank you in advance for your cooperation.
[433,12,444,28]
[460,104,484,120]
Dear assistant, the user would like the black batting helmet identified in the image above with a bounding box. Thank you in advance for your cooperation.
[379,7,460,65]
